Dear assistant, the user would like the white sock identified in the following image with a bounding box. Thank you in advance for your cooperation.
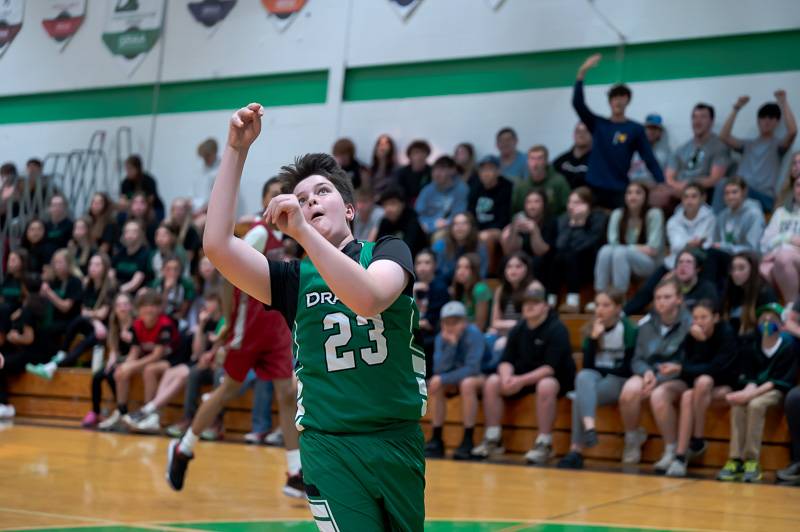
[53,351,66,364]
[286,448,301,475]
[566,293,580,307]
[142,402,156,415]
[665,443,677,455]
[44,361,57,372]
[485,425,501,441]
[536,433,553,445]
[179,428,198,455]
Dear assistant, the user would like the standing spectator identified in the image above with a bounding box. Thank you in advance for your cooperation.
[720,91,797,212]
[375,187,428,258]
[353,188,384,242]
[468,156,513,257]
[549,187,608,313]
[718,303,798,482]
[21,218,52,273]
[68,218,96,276]
[119,155,165,220]
[472,285,575,464]
[594,182,664,296]
[393,140,432,202]
[44,194,74,253]
[722,252,778,343]
[0,162,19,223]
[415,156,469,239]
[553,122,592,190]
[573,54,665,209]
[424,301,486,460]
[369,134,397,194]
[629,114,671,186]
[332,138,368,191]
[454,142,479,189]
[450,253,492,332]
[112,220,151,295]
[413,249,450,371]
[493,127,529,183]
[618,278,692,465]
[558,290,637,469]
[192,138,228,223]
[511,145,570,217]
[432,213,488,282]
[666,300,739,477]
[501,189,557,283]
[87,192,119,255]
[759,174,800,302]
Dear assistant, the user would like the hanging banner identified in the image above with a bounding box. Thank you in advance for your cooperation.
[261,0,306,32]
[188,0,236,32]
[0,0,24,59]
[387,0,422,21]
[101,0,165,77]
[41,0,86,52]
[484,0,505,9]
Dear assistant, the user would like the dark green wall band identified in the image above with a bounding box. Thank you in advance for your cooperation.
[0,29,798,125]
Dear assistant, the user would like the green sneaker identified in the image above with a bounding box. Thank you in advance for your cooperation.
[716,458,744,481]
[26,363,55,380]
[742,460,762,483]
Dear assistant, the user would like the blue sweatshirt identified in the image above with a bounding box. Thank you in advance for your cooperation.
[415,179,469,233]
[572,81,664,191]
[433,323,485,385]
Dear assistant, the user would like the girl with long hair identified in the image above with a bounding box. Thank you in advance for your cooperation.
[722,252,777,339]
[450,253,492,332]
[432,212,488,282]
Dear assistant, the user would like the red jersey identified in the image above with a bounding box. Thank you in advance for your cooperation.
[227,287,291,355]
[132,314,179,357]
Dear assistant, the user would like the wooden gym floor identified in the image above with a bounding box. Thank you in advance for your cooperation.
[1,422,799,531]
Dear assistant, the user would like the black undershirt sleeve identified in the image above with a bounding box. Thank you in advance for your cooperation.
[267,259,300,327]
[372,236,415,296]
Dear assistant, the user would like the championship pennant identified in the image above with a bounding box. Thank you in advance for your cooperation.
[261,0,306,33]
[101,0,165,77]
[0,0,24,59]
[188,0,236,32]
[387,0,422,21]
[41,0,86,52]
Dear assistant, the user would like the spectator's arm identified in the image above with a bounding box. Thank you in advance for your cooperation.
[720,96,749,151]
[631,326,653,376]
[741,211,766,253]
[582,337,598,371]
[438,329,485,386]
[760,215,782,254]
[491,286,517,333]
[473,298,490,332]
[783,310,800,338]
[415,189,437,233]
[120,272,145,294]
[7,325,34,346]
[500,223,522,255]
[695,163,728,190]
[775,90,798,152]
[43,287,75,314]
[636,130,665,183]
[607,209,620,245]
[572,80,598,132]
[516,365,555,387]
[446,185,469,225]
[139,344,167,365]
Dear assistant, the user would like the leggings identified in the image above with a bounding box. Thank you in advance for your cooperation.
[91,365,118,414]
[571,369,626,445]
[59,317,101,367]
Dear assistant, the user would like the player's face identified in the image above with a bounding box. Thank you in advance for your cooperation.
[294,175,355,243]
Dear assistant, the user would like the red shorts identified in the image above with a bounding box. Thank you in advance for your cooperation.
[223,342,293,382]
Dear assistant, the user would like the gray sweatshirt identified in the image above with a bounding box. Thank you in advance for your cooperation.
[713,198,765,254]
[665,204,715,269]
[632,307,692,382]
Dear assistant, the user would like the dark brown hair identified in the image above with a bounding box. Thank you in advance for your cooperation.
[619,182,650,245]
[444,212,479,261]
[451,253,482,309]
[135,288,163,308]
[277,153,355,207]
[499,252,534,316]
[722,251,762,334]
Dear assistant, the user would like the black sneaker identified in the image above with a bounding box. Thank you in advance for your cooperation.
[452,441,474,461]
[424,438,445,458]
[166,439,193,491]
[777,461,800,483]
[283,470,306,498]
[583,429,599,448]
[557,451,584,469]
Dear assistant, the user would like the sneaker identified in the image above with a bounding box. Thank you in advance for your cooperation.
[524,440,554,465]
[665,459,687,478]
[686,439,708,462]
[26,363,55,380]
[584,302,597,313]
[742,460,762,483]
[471,438,505,459]
[98,410,122,431]
[200,421,224,441]
[583,428,599,448]
[622,427,648,464]
[0,404,15,419]
[654,448,677,473]
[557,451,584,469]
[716,459,744,482]
[283,470,305,498]
[131,412,161,433]
[166,419,192,439]
[166,439,193,491]
[558,303,580,314]
[264,428,284,447]
[424,438,445,458]
[452,440,474,461]
[244,431,267,445]
[81,411,99,428]
[776,461,800,483]
[122,410,146,427]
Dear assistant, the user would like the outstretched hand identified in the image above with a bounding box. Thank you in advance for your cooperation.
[227,103,264,151]
[734,95,750,110]
[775,89,787,103]
[578,53,602,78]
[263,194,309,240]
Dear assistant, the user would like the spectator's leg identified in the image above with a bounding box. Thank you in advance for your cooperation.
[103,366,117,404]
[142,360,170,403]
[676,389,694,456]
[626,248,657,288]
[610,246,634,292]
[60,331,99,367]
[770,247,800,303]
[619,376,644,431]
[149,364,190,410]
[91,370,105,414]
[624,265,667,316]
[729,404,746,459]
[430,380,447,429]
[691,375,715,438]
[535,377,560,436]
[743,390,783,461]
[785,387,800,463]
[594,245,614,292]
[482,374,504,439]
[572,369,601,448]
[57,317,96,365]
[251,378,274,434]
[113,364,133,414]
[459,376,483,429]
[650,380,687,445]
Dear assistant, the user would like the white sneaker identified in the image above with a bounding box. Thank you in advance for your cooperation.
[98,410,122,430]
[132,412,161,433]
[0,404,16,418]
[264,428,284,447]
[665,459,687,477]
[524,439,555,465]
[471,438,505,459]
[584,302,597,313]
[244,431,266,445]
[654,447,677,473]
[622,427,648,464]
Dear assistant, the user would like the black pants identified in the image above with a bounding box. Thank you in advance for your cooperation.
[624,265,669,315]
[91,365,118,414]
[59,316,101,367]
[548,247,597,294]
[785,386,800,463]
[702,248,732,295]
[0,347,46,404]
[590,186,625,210]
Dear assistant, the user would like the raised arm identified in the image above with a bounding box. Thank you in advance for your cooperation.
[572,54,601,131]
[720,96,749,151]
[203,104,272,305]
[775,90,798,152]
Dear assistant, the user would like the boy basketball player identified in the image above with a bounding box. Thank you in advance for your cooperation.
[192,103,427,531]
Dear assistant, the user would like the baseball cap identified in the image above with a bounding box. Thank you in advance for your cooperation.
[756,302,785,321]
[522,287,547,304]
[440,301,467,319]
[478,155,499,168]
[644,114,664,129]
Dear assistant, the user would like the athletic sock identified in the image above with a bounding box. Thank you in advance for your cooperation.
[118,404,128,415]
[286,448,301,476]
[432,426,443,442]
[462,427,474,446]
[536,433,553,445]
[484,425,501,441]
[180,428,199,455]
[689,437,706,452]
[53,351,67,364]
[142,402,156,415]
[44,361,57,372]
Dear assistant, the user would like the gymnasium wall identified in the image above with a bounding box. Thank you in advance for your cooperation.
[1,0,799,213]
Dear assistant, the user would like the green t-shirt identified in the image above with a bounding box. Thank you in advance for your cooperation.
[462,281,493,321]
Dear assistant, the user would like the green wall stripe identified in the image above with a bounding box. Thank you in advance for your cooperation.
[343,29,800,101]
[0,70,328,125]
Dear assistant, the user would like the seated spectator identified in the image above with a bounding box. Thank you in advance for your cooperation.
[777,299,800,483]
[558,290,636,469]
[112,220,151,295]
[167,198,201,272]
[100,289,179,430]
[625,183,715,315]
[413,249,450,372]
[119,155,165,220]
[511,145,570,217]
[721,252,777,346]
[618,278,691,466]
[83,292,135,428]
[704,177,765,288]
[432,213,488,282]
[759,173,800,302]
[353,188,383,242]
[27,253,114,380]
[151,256,195,328]
[553,122,592,190]
[68,217,96,276]
[549,187,607,313]
[492,127,529,183]
[488,253,535,353]
[393,139,432,202]
[40,249,83,347]
[501,189,556,283]
[375,187,428,258]
[666,300,739,477]
[22,218,53,272]
[87,192,119,255]
[468,156,513,259]
[151,222,189,278]
[332,137,368,190]
[187,256,224,330]
[424,301,486,460]
[44,193,74,252]
[663,104,730,210]
[369,134,398,195]
[671,248,718,310]
[450,253,492,332]
[720,91,797,212]
[718,303,798,482]
[594,182,664,298]
[416,156,469,239]
[629,114,671,189]
[454,142,479,188]
[0,250,29,330]
[778,151,800,206]
[472,285,575,464]
[573,54,664,209]
[120,192,159,247]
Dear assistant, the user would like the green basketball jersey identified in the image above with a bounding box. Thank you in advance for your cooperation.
[293,241,427,433]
